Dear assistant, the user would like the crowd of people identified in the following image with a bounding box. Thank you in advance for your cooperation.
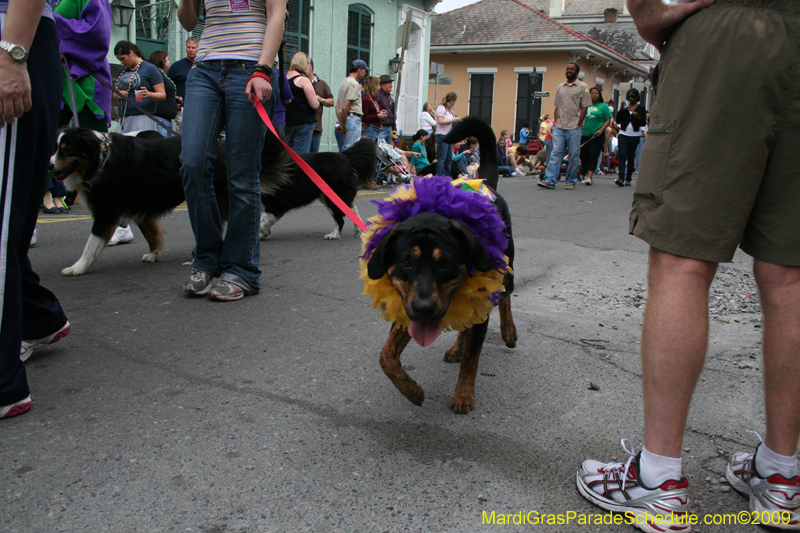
[2,1,799,532]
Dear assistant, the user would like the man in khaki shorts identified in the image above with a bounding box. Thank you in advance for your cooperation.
[576,0,800,530]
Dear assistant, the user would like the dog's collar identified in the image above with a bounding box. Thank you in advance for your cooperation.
[98,132,112,169]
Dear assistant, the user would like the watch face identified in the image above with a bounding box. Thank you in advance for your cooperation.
[11,47,26,61]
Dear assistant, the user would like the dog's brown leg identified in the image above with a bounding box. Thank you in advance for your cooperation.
[137,218,165,262]
[450,320,488,414]
[499,290,518,348]
[379,323,424,406]
[444,327,473,363]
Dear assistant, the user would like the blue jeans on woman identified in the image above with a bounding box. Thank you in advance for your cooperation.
[180,60,267,293]
[155,117,174,137]
[285,122,315,154]
[435,134,453,177]
[362,123,380,142]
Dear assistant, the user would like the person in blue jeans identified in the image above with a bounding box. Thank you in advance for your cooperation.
[283,51,320,155]
[435,91,461,177]
[177,0,285,302]
[537,63,591,190]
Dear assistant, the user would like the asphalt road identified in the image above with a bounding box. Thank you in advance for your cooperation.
[2,173,768,532]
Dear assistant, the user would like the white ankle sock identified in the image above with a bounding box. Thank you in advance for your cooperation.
[639,447,683,488]
[755,443,799,478]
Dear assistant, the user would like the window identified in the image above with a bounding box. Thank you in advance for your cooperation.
[514,72,542,141]
[346,5,372,74]
[135,0,172,59]
[284,0,311,66]
[469,74,493,125]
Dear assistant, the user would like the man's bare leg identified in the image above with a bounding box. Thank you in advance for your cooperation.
[755,259,800,457]
[642,247,718,458]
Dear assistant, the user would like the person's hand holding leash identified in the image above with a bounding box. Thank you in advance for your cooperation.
[246,75,272,106]
[627,0,716,52]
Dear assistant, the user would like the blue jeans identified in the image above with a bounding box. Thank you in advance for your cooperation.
[310,130,322,153]
[180,60,266,293]
[155,117,174,137]
[285,122,315,154]
[342,115,361,151]
[362,123,380,141]
[435,134,453,177]
[334,128,344,151]
[378,125,392,143]
[544,126,582,185]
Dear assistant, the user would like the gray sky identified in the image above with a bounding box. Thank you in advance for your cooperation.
[433,0,482,14]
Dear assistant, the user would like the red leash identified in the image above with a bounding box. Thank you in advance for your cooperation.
[252,98,368,232]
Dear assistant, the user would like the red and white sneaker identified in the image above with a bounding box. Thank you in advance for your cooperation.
[20,321,71,362]
[726,445,800,530]
[577,440,692,532]
[1,396,32,419]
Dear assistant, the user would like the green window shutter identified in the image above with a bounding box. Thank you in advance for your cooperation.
[283,0,311,66]
[346,5,372,74]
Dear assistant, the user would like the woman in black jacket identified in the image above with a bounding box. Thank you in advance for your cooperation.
[615,88,648,186]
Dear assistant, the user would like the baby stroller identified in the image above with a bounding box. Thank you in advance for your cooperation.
[375,138,412,184]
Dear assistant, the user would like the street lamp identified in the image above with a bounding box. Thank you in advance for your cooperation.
[110,0,135,27]
[389,54,401,74]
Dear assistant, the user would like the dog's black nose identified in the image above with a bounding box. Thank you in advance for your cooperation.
[411,299,437,319]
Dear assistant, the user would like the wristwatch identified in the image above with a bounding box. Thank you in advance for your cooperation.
[0,41,29,62]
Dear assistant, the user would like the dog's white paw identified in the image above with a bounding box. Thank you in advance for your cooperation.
[324,230,341,240]
[141,252,159,263]
[62,263,88,276]
[259,228,271,240]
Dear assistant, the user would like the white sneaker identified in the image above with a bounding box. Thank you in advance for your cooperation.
[727,444,800,530]
[577,440,691,532]
[20,321,71,362]
[108,225,134,246]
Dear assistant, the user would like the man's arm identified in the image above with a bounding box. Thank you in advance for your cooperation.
[578,106,588,127]
[627,0,716,52]
[337,98,351,131]
[0,0,47,127]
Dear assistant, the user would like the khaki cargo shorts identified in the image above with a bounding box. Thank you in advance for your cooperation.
[630,0,800,266]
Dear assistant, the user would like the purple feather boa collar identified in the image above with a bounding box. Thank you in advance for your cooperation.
[360,176,509,273]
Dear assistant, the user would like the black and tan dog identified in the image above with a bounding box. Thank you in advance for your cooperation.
[365,116,517,414]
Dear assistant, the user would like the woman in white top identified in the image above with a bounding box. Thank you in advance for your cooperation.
[435,92,461,177]
[614,87,648,186]
[419,102,437,135]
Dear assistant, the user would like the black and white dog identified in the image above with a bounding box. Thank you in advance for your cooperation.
[49,128,377,275]
[50,129,216,276]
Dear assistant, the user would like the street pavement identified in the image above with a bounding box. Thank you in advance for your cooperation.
[2,173,767,532]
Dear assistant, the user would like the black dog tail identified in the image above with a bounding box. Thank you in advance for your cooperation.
[442,115,498,185]
[343,137,378,185]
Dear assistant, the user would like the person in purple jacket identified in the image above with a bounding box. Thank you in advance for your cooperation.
[53,0,112,131]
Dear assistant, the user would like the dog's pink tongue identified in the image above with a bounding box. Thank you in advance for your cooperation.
[408,321,442,347]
